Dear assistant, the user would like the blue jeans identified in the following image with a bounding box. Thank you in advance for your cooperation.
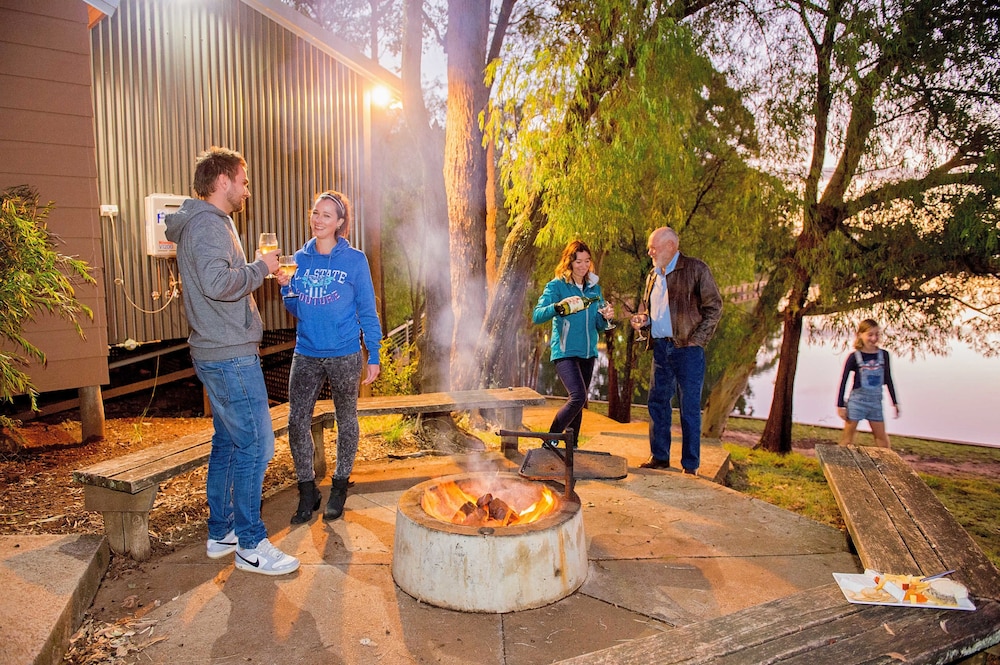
[193,355,274,549]
[648,340,705,471]
[549,357,596,446]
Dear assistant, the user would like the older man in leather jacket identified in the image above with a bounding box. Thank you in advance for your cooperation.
[631,227,722,474]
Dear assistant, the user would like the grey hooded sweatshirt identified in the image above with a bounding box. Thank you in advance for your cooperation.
[164,198,270,361]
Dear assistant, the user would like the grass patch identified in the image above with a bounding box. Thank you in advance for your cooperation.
[922,474,1000,569]
[723,444,844,530]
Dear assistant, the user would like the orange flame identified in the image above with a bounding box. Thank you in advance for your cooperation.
[421,480,557,526]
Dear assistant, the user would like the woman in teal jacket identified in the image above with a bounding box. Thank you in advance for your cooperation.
[533,240,614,446]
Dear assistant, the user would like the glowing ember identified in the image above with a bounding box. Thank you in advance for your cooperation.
[421,479,557,527]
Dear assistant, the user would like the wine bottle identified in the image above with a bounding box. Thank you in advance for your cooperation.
[555,295,600,316]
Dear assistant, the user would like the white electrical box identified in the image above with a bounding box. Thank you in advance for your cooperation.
[144,194,188,257]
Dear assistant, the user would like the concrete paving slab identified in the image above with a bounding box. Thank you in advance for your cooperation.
[0,534,108,665]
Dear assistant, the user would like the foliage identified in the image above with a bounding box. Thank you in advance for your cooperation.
[281,0,407,63]
[692,0,1000,451]
[371,339,418,396]
[489,1,788,417]
[0,186,94,419]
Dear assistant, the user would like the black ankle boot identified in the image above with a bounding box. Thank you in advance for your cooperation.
[290,480,321,524]
[323,477,350,521]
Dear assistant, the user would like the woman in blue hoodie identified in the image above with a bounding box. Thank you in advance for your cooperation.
[532,240,615,447]
[276,191,382,524]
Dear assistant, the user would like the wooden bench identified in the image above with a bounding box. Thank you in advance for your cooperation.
[815,444,1000,599]
[73,387,545,561]
[557,444,1000,664]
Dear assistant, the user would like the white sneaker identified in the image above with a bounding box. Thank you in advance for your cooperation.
[234,538,300,576]
[206,530,238,559]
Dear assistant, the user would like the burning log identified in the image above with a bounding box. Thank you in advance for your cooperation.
[422,478,558,528]
[447,494,517,526]
[485,497,514,522]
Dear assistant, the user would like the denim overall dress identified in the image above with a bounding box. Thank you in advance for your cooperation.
[846,350,886,422]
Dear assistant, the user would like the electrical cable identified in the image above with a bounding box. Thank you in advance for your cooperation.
[104,211,179,315]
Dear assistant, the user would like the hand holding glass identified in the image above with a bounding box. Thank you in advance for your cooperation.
[599,300,616,330]
[631,313,649,342]
[258,233,278,278]
[278,255,298,296]
[278,254,297,279]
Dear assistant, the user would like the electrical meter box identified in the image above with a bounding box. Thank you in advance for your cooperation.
[144,194,188,257]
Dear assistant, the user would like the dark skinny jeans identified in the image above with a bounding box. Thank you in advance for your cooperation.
[548,356,596,446]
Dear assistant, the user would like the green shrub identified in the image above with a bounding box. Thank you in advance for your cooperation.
[0,186,93,418]
[371,339,417,396]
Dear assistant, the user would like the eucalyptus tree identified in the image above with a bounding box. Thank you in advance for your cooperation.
[695,0,1000,452]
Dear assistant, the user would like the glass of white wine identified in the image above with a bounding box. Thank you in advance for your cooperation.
[278,255,297,277]
[258,232,278,278]
[278,255,298,297]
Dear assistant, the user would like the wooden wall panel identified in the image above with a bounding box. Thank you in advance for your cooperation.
[0,0,109,394]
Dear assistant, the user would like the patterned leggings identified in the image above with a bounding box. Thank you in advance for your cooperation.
[287,352,363,482]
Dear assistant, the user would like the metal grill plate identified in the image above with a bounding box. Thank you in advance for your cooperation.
[520,447,628,481]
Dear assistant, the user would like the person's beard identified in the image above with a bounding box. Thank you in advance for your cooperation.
[228,189,246,215]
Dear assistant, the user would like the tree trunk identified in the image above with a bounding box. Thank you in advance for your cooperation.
[446,0,491,390]
[701,274,787,437]
[606,329,639,423]
[478,202,545,387]
[759,288,808,453]
[702,363,752,437]
[403,0,453,392]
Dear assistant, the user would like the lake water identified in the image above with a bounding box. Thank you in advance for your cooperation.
[745,338,1000,448]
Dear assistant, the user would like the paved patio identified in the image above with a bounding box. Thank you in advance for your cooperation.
[2,405,861,664]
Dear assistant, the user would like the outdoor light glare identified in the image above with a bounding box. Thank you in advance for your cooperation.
[371,85,393,108]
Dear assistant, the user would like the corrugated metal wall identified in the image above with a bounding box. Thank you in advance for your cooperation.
[91,0,375,345]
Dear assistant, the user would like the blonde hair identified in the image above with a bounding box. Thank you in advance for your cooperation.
[853,319,880,350]
[555,239,592,281]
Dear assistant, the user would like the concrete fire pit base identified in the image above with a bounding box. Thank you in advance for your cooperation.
[392,473,587,613]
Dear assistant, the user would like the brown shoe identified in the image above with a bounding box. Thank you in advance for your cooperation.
[639,457,671,470]
[682,468,698,476]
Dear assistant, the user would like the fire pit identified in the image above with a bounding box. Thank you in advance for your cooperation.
[392,472,587,613]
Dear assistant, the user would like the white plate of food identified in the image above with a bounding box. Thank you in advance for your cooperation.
[833,569,975,611]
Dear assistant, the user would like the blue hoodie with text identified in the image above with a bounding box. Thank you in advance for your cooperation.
[280,236,382,361]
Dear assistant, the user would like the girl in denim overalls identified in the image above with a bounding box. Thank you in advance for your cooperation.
[836,319,901,447]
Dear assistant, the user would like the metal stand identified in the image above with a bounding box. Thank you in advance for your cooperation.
[498,428,576,499]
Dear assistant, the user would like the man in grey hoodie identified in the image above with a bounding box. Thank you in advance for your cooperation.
[164,147,298,576]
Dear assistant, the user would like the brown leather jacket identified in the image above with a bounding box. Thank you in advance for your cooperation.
[641,254,723,348]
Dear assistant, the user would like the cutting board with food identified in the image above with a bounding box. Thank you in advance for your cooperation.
[833,569,976,610]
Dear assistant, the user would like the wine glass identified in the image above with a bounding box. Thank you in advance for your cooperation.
[278,254,297,279]
[258,232,278,278]
[278,255,298,298]
[631,313,649,342]
[598,300,616,330]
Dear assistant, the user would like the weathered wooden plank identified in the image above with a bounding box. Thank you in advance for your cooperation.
[557,585,1000,665]
[355,387,546,416]
[816,444,918,572]
[866,447,1000,600]
[852,446,946,575]
[72,430,214,484]
[74,388,547,493]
